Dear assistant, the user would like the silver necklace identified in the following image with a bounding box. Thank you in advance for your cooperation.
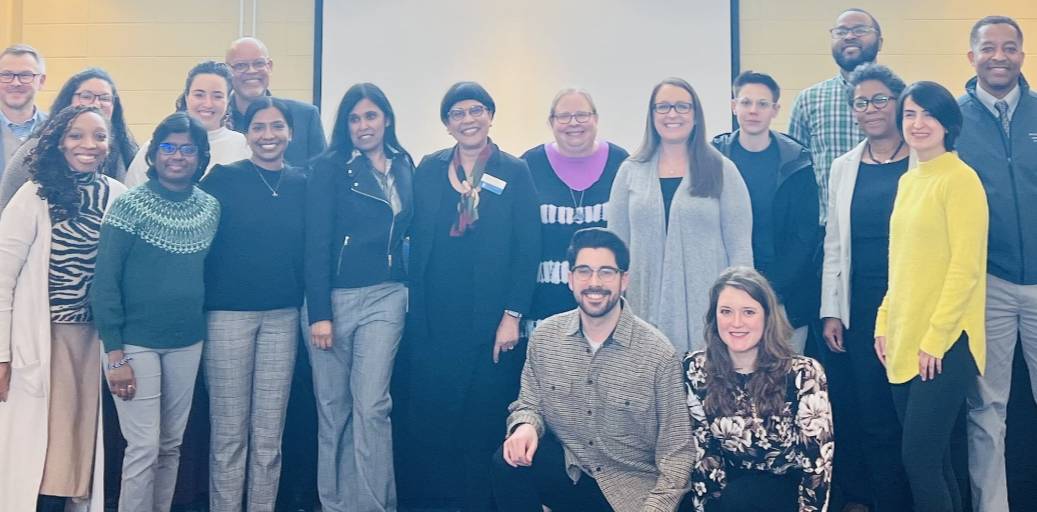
[252,162,284,197]
[568,187,586,223]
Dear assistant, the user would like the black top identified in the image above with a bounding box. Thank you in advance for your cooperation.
[305,150,414,324]
[729,138,781,273]
[200,159,306,311]
[521,142,628,332]
[660,177,683,231]
[425,176,477,340]
[850,158,910,288]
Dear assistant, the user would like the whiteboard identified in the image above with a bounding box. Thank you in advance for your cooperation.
[319,0,733,158]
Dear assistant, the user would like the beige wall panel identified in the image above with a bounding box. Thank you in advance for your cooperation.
[21,24,90,57]
[84,0,239,23]
[22,0,88,24]
[84,23,232,57]
[257,0,314,23]
[256,22,315,55]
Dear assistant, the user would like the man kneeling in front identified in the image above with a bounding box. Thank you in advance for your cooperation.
[491,227,694,511]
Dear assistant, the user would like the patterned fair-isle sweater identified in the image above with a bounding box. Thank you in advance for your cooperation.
[91,179,220,352]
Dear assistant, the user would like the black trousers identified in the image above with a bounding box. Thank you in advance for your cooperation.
[491,431,612,512]
[703,471,798,512]
[891,334,977,512]
[35,495,66,512]
[845,283,913,511]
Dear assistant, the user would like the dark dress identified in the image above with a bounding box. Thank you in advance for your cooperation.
[394,145,541,510]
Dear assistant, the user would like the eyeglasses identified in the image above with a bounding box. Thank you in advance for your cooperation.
[0,72,41,84]
[74,91,114,104]
[852,94,893,112]
[653,102,693,115]
[552,111,595,124]
[228,58,270,73]
[157,143,199,156]
[734,97,775,110]
[571,265,622,282]
[447,105,487,122]
[829,26,877,39]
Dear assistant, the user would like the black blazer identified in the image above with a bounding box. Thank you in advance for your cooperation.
[407,146,541,343]
[305,149,415,324]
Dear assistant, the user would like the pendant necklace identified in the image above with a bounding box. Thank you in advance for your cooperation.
[569,187,586,223]
[866,139,905,164]
[252,162,284,197]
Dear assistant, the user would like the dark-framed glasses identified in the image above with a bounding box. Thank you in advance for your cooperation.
[653,102,693,115]
[157,143,199,156]
[0,71,41,84]
[552,111,595,124]
[571,265,622,283]
[74,91,114,104]
[447,105,487,122]
[734,97,775,110]
[229,58,270,73]
[830,26,877,39]
[852,94,893,112]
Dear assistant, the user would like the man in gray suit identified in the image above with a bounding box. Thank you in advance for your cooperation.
[0,44,47,180]
[225,37,327,167]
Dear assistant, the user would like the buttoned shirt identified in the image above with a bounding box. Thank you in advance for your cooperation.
[788,74,865,224]
[506,304,694,512]
[975,82,1021,121]
[0,107,43,141]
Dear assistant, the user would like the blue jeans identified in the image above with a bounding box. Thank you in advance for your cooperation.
[302,282,407,512]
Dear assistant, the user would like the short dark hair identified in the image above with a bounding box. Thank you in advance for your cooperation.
[145,112,212,182]
[566,228,630,272]
[898,81,963,151]
[732,70,780,102]
[847,63,906,103]
[439,81,496,124]
[970,15,1024,48]
[840,8,882,36]
[242,96,295,133]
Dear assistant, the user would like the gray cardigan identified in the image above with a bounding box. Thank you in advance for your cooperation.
[607,153,753,352]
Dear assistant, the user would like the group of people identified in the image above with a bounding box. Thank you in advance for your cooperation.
[0,8,1030,512]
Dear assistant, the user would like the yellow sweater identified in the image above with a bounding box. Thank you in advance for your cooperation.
[874,151,988,384]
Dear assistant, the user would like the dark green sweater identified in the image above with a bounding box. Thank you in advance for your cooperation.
[91,180,220,352]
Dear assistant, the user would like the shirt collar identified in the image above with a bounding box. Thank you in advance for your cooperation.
[0,106,43,130]
[975,81,1021,119]
[563,299,634,349]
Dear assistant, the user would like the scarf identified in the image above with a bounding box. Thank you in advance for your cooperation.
[450,142,496,236]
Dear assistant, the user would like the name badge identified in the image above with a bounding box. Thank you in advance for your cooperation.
[481,173,507,195]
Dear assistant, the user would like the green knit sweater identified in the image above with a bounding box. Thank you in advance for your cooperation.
[91,180,220,352]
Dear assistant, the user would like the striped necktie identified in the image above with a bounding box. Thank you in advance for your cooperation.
[995,100,1011,137]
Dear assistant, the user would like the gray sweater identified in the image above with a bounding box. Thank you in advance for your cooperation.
[607,153,753,352]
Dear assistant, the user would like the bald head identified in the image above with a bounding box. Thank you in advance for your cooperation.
[226,37,273,103]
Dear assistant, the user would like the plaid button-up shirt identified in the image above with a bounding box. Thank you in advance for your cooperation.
[788,75,865,225]
[506,305,695,511]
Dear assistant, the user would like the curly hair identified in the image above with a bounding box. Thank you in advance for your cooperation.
[28,105,109,222]
[174,60,234,128]
[48,67,137,177]
[702,266,795,420]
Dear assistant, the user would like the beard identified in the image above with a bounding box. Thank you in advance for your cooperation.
[576,288,622,318]
[833,41,879,72]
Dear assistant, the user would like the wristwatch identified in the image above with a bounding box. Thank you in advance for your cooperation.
[505,309,523,319]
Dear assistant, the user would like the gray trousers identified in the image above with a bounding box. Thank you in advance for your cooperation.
[105,342,203,512]
[302,282,407,512]
[204,308,298,512]
[967,274,1037,512]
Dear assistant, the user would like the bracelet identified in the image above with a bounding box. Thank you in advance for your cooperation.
[108,356,133,370]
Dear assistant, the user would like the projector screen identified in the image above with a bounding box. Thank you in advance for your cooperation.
[318,0,734,158]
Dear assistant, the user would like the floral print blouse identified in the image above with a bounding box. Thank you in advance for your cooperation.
[683,351,834,512]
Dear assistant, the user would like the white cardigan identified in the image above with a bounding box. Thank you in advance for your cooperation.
[0,177,126,512]
[820,140,916,328]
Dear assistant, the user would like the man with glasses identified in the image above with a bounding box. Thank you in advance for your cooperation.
[225,37,326,166]
[491,227,693,512]
[788,8,881,225]
[712,71,818,355]
[0,44,46,180]
[958,15,1037,512]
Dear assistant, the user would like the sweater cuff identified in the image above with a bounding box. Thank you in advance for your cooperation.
[100,331,125,353]
[919,329,952,359]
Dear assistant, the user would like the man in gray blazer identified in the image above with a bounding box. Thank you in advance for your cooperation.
[0,44,47,181]
[225,37,327,167]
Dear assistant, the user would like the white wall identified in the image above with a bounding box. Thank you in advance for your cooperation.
[320,0,732,157]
